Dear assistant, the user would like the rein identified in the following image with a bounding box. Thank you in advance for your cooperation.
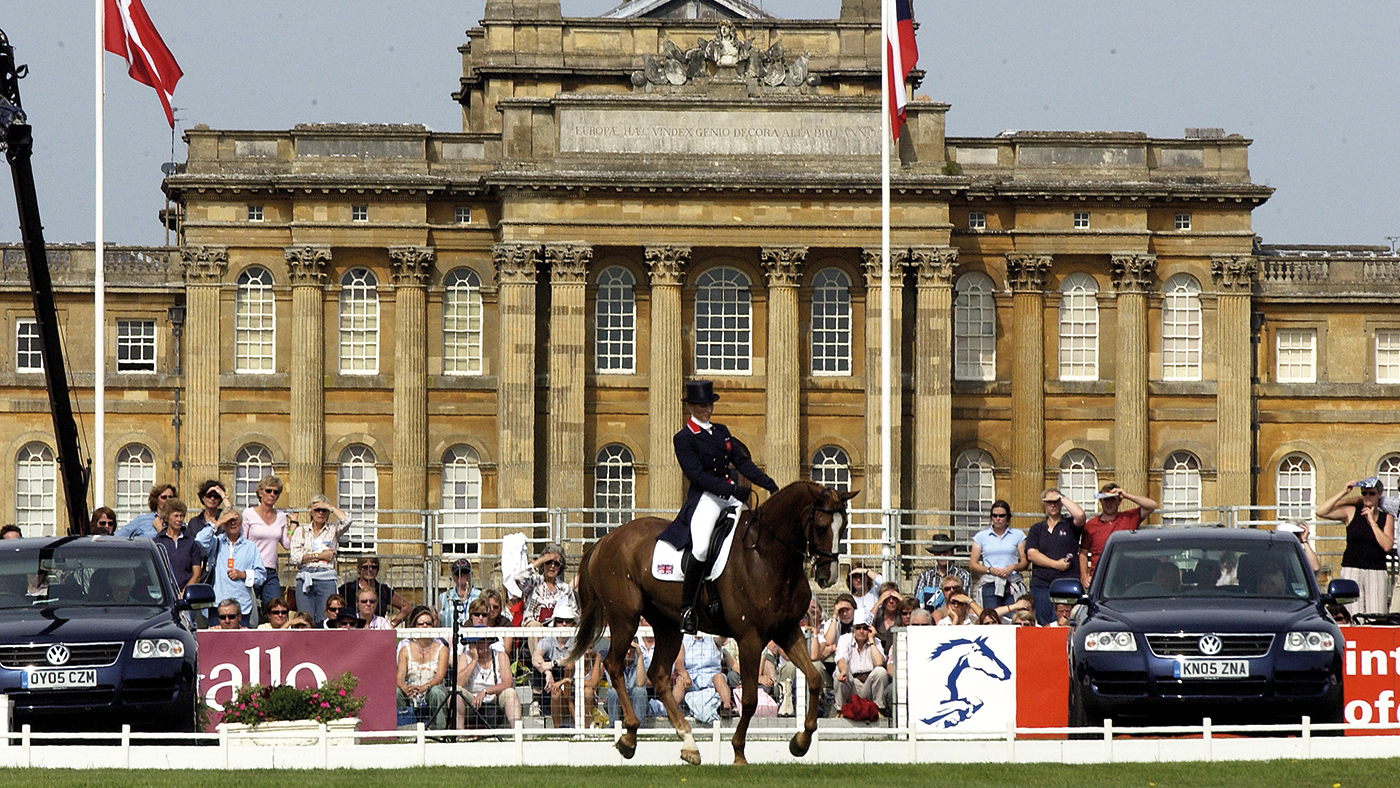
[745,490,842,563]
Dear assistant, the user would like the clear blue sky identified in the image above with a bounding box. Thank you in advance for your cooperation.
[0,0,1396,248]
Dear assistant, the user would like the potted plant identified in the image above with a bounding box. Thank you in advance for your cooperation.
[218,672,367,745]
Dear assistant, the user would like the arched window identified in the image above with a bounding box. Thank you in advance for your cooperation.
[338,268,379,374]
[114,444,155,525]
[810,446,851,492]
[337,445,378,552]
[593,444,635,531]
[1276,454,1315,520]
[1058,450,1099,508]
[810,268,852,375]
[1161,451,1202,525]
[694,267,751,374]
[953,449,995,532]
[954,272,997,381]
[233,444,274,510]
[235,266,276,373]
[15,442,55,536]
[595,266,636,373]
[443,268,483,375]
[440,445,482,555]
[1058,273,1099,380]
[1377,454,1400,494]
[1161,274,1202,381]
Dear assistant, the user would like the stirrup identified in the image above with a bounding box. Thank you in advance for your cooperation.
[680,606,699,634]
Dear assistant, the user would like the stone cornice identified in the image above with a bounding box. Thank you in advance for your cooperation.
[285,245,331,286]
[1110,252,1157,294]
[388,246,435,287]
[1005,253,1053,292]
[179,245,228,283]
[1211,254,1258,292]
[492,242,542,285]
[645,246,690,286]
[760,247,807,288]
[545,243,593,284]
[909,245,959,286]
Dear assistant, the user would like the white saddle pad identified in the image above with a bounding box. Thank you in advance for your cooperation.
[651,524,738,583]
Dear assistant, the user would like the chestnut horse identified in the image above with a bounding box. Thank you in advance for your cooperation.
[568,481,857,765]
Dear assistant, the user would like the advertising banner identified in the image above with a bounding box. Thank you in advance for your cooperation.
[1341,626,1400,735]
[906,626,1018,733]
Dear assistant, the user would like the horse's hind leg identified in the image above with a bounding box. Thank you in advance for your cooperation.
[777,625,821,758]
[603,613,642,758]
[646,621,700,765]
[730,633,765,765]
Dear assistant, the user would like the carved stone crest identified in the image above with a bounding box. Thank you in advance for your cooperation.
[631,23,819,93]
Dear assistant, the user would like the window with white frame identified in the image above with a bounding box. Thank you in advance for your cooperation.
[337,445,378,552]
[351,205,368,222]
[233,444,274,510]
[953,449,995,534]
[454,206,471,224]
[116,319,157,373]
[954,272,997,381]
[1174,213,1192,230]
[15,442,55,537]
[247,205,263,222]
[1161,451,1202,525]
[694,266,752,374]
[593,444,635,532]
[1376,330,1400,384]
[1376,454,1400,494]
[1161,273,1202,381]
[443,268,483,375]
[440,445,482,556]
[1073,211,1090,229]
[339,268,379,374]
[235,266,276,373]
[114,444,155,525]
[1058,450,1099,508]
[1275,454,1314,520]
[810,446,851,493]
[810,268,852,375]
[15,319,41,372]
[595,266,636,374]
[968,211,986,230]
[1275,328,1317,383]
[1058,273,1099,380]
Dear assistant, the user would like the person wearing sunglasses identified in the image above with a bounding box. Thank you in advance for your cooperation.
[114,483,177,539]
[913,533,970,613]
[322,594,348,629]
[397,605,449,729]
[87,506,118,536]
[507,542,577,629]
[357,589,393,630]
[213,599,245,630]
[438,558,480,630]
[290,493,352,626]
[256,599,293,630]
[241,475,293,621]
[338,557,409,626]
[1318,476,1396,615]
[969,499,1029,615]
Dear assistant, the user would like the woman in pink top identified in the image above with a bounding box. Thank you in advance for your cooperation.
[242,474,293,616]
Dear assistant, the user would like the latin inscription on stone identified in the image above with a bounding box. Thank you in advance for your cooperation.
[559,108,879,157]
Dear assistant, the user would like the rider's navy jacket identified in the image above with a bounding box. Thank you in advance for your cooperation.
[660,419,778,548]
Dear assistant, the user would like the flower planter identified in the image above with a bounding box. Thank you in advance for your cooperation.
[220,717,360,746]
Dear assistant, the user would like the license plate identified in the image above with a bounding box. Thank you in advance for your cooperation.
[1173,659,1249,679]
[21,668,98,690]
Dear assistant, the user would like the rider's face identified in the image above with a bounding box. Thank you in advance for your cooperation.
[688,402,713,422]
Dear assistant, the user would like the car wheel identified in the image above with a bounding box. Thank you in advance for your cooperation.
[1068,680,1100,739]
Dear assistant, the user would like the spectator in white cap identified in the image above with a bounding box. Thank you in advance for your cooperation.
[1317,477,1395,615]
[833,606,890,718]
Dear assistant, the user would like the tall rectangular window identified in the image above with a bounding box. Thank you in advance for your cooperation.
[694,267,752,374]
[1058,273,1099,381]
[443,269,483,375]
[594,267,636,373]
[15,319,41,372]
[1161,274,1202,381]
[1377,330,1400,383]
[338,269,379,375]
[809,269,852,375]
[1275,328,1317,383]
[116,320,157,373]
[235,267,276,373]
[954,273,996,381]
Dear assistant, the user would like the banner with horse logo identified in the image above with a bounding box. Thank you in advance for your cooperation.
[906,626,1017,733]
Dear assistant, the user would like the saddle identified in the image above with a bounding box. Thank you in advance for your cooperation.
[651,507,739,584]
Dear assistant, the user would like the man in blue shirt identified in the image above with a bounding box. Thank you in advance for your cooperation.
[197,509,264,628]
[114,483,177,539]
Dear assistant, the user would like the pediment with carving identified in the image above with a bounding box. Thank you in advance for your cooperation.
[631,23,819,93]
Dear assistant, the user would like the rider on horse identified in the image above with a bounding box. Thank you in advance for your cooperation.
[661,380,778,634]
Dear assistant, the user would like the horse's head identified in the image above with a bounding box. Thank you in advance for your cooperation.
[808,485,858,589]
[966,636,1012,680]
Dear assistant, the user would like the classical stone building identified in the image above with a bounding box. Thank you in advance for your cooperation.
[1,0,1396,577]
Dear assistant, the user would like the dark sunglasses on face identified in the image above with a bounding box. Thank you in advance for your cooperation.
[269,609,288,616]
[361,564,379,571]
[543,560,562,568]
[218,613,239,620]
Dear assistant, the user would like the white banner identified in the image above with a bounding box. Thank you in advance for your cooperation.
[906,626,1017,733]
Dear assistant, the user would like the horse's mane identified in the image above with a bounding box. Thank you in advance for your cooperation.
[751,479,822,519]
[928,636,987,659]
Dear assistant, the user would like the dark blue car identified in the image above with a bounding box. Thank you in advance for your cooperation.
[1051,527,1357,728]
[0,536,215,731]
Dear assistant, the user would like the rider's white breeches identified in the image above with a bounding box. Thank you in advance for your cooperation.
[690,492,742,562]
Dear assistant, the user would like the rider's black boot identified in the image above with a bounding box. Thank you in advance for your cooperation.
[679,551,703,635]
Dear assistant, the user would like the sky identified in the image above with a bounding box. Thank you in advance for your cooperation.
[0,0,1396,248]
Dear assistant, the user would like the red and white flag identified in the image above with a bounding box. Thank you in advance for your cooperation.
[104,0,182,127]
[884,0,918,139]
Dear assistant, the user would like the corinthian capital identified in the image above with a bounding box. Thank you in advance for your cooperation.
[909,245,959,286]
[1110,252,1157,294]
[861,247,911,287]
[285,244,331,286]
[545,243,593,284]
[761,246,807,288]
[645,245,690,286]
[389,246,435,287]
[492,242,541,285]
[179,245,229,283]
[1210,254,1258,292]
[1005,253,1052,292]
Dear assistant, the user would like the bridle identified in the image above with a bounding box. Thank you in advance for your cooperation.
[748,487,844,565]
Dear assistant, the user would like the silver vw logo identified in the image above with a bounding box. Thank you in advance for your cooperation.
[1198,635,1222,656]
[45,644,71,666]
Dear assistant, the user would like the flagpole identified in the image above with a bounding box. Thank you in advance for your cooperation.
[94,0,106,508]
[879,0,893,526]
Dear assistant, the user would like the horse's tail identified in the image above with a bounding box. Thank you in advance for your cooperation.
[567,541,605,664]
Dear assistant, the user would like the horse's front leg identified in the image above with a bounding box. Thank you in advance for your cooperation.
[730,634,765,765]
[777,625,822,758]
[647,624,701,765]
[602,618,641,758]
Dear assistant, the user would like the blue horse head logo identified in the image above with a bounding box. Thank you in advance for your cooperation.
[920,635,1012,729]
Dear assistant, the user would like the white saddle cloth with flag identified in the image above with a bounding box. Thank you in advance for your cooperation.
[651,525,738,583]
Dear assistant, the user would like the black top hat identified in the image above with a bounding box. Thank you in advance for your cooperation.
[682,380,720,405]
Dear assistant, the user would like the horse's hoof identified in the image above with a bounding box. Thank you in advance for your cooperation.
[789,732,811,757]
[616,739,637,759]
[733,754,748,765]
[680,747,701,765]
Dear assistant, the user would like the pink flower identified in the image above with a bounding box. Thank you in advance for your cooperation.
[321,701,330,708]
[339,689,346,696]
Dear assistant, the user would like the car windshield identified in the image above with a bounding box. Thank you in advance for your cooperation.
[1099,538,1312,601]
[0,545,167,609]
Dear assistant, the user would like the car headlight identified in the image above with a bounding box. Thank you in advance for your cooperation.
[133,638,185,659]
[1283,631,1334,652]
[1084,631,1137,651]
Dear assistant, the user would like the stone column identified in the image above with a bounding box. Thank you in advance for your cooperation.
[545,243,592,510]
[861,247,909,509]
[389,246,434,520]
[1212,254,1257,507]
[910,245,958,514]
[1006,253,1052,513]
[179,245,228,491]
[646,246,687,511]
[286,245,330,501]
[494,243,541,509]
[761,246,805,487]
[1110,253,1156,496]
